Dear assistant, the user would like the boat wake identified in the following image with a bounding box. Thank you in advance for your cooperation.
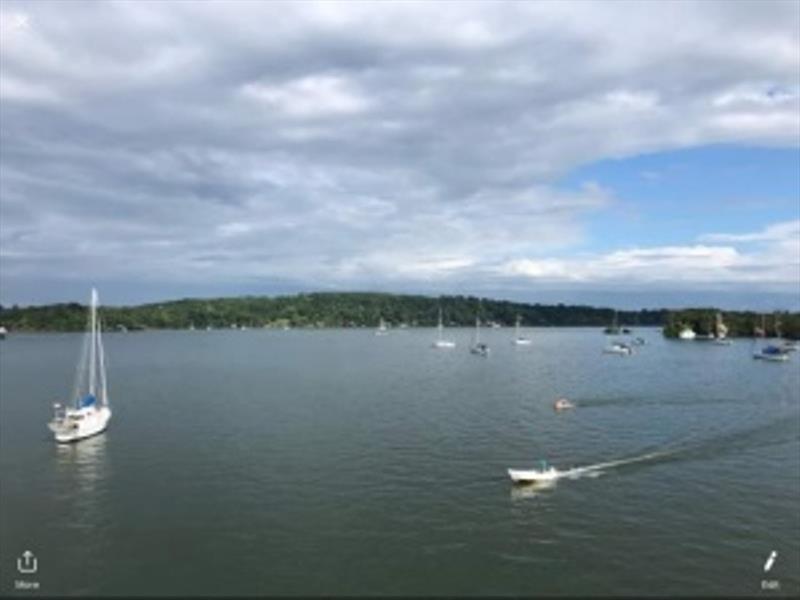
[555,450,672,480]
[513,411,799,487]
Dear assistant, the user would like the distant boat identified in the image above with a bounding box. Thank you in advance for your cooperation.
[603,342,633,355]
[375,316,388,336]
[469,315,490,356]
[712,312,732,345]
[753,345,790,362]
[678,326,696,340]
[511,315,532,345]
[752,313,789,361]
[603,311,621,335]
[48,288,112,443]
[431,307,455,349]
[0,325,7,339]
[554,398,574,411]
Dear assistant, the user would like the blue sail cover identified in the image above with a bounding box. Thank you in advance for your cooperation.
[80,394,97,408]
[763,345,783,355]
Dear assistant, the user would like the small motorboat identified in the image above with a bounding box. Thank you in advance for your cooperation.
[554,398,574,411]
[508,460,560,483]
[712,338,733,346]
[754,345,790,362]
[603,342,632,355]
[470,342,490,356]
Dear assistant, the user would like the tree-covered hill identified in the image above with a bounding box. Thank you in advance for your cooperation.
[1,292,797,338]
[1,292,664,332]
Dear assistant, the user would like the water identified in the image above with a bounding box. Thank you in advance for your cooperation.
[1,328,798,596]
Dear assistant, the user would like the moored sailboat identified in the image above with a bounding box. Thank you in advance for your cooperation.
[469,315,489,356]
[48,288,112,443]
[431,307,455,348]
[511,314,532,345]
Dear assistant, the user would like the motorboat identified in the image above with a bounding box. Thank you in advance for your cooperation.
[470,342,490,357]
[553,398,574,411]
[603,342,633,355]
[508,461,560,483]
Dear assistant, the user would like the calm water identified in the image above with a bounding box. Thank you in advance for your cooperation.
[1,328,798,597]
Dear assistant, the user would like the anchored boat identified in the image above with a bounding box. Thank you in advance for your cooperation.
[431,307,455,348]
[48,288,112,443]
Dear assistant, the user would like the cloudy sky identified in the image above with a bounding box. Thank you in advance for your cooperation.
[1,0,798,309]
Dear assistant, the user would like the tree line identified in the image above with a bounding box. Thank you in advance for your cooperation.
[0,292,797,339]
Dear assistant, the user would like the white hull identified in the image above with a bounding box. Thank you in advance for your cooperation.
[50,407,111,443]
[512,338,532,346]
[432,340,455,348]
[508,467,560,483]
[603,345,632,355]
[754,353,789,362]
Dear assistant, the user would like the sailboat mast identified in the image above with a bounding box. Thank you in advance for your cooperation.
[89,288,97,397]
[97,313,108,407]
[475,316,480,344]
[438,307,443,341]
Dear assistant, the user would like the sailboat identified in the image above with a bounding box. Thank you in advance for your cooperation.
[511,315,532,345]
[712,312,732,345]
[753,313,790,362]
[469,315,489,356]
[431,307,455,348]
[48,288,112,443]
[603,311,621,335]
[375,316,388,336]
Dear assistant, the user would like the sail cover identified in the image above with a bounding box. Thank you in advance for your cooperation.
[80,394,97,408]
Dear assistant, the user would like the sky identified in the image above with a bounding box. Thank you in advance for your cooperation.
[1,0,798,310]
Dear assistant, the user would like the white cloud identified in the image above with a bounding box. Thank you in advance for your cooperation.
[499,221,800,289]
[240,75,373,118]
[0,0,798,303]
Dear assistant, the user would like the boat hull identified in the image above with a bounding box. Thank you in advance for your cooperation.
[753,353,789,362]
[50,407,112,443]
[508,468,559,483]
[432,340,456,348]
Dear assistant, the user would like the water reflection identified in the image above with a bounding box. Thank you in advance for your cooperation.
[53,435,111,533]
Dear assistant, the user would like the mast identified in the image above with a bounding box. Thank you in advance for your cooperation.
[437,307,443,341]
[89,287,97,398]
[516,314,521,338]
[475,315,480,344]
[98,311,108,407]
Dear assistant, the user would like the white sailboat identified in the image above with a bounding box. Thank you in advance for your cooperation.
[375,316,388,336]
[511,314,532,345]
[431,307,455,349]
[469,315,489,356]
[49,288,112,443]
[678,326,696,340]
[712,312,732,345]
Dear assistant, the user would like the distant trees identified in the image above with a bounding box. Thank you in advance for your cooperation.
[0,292,797,338]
